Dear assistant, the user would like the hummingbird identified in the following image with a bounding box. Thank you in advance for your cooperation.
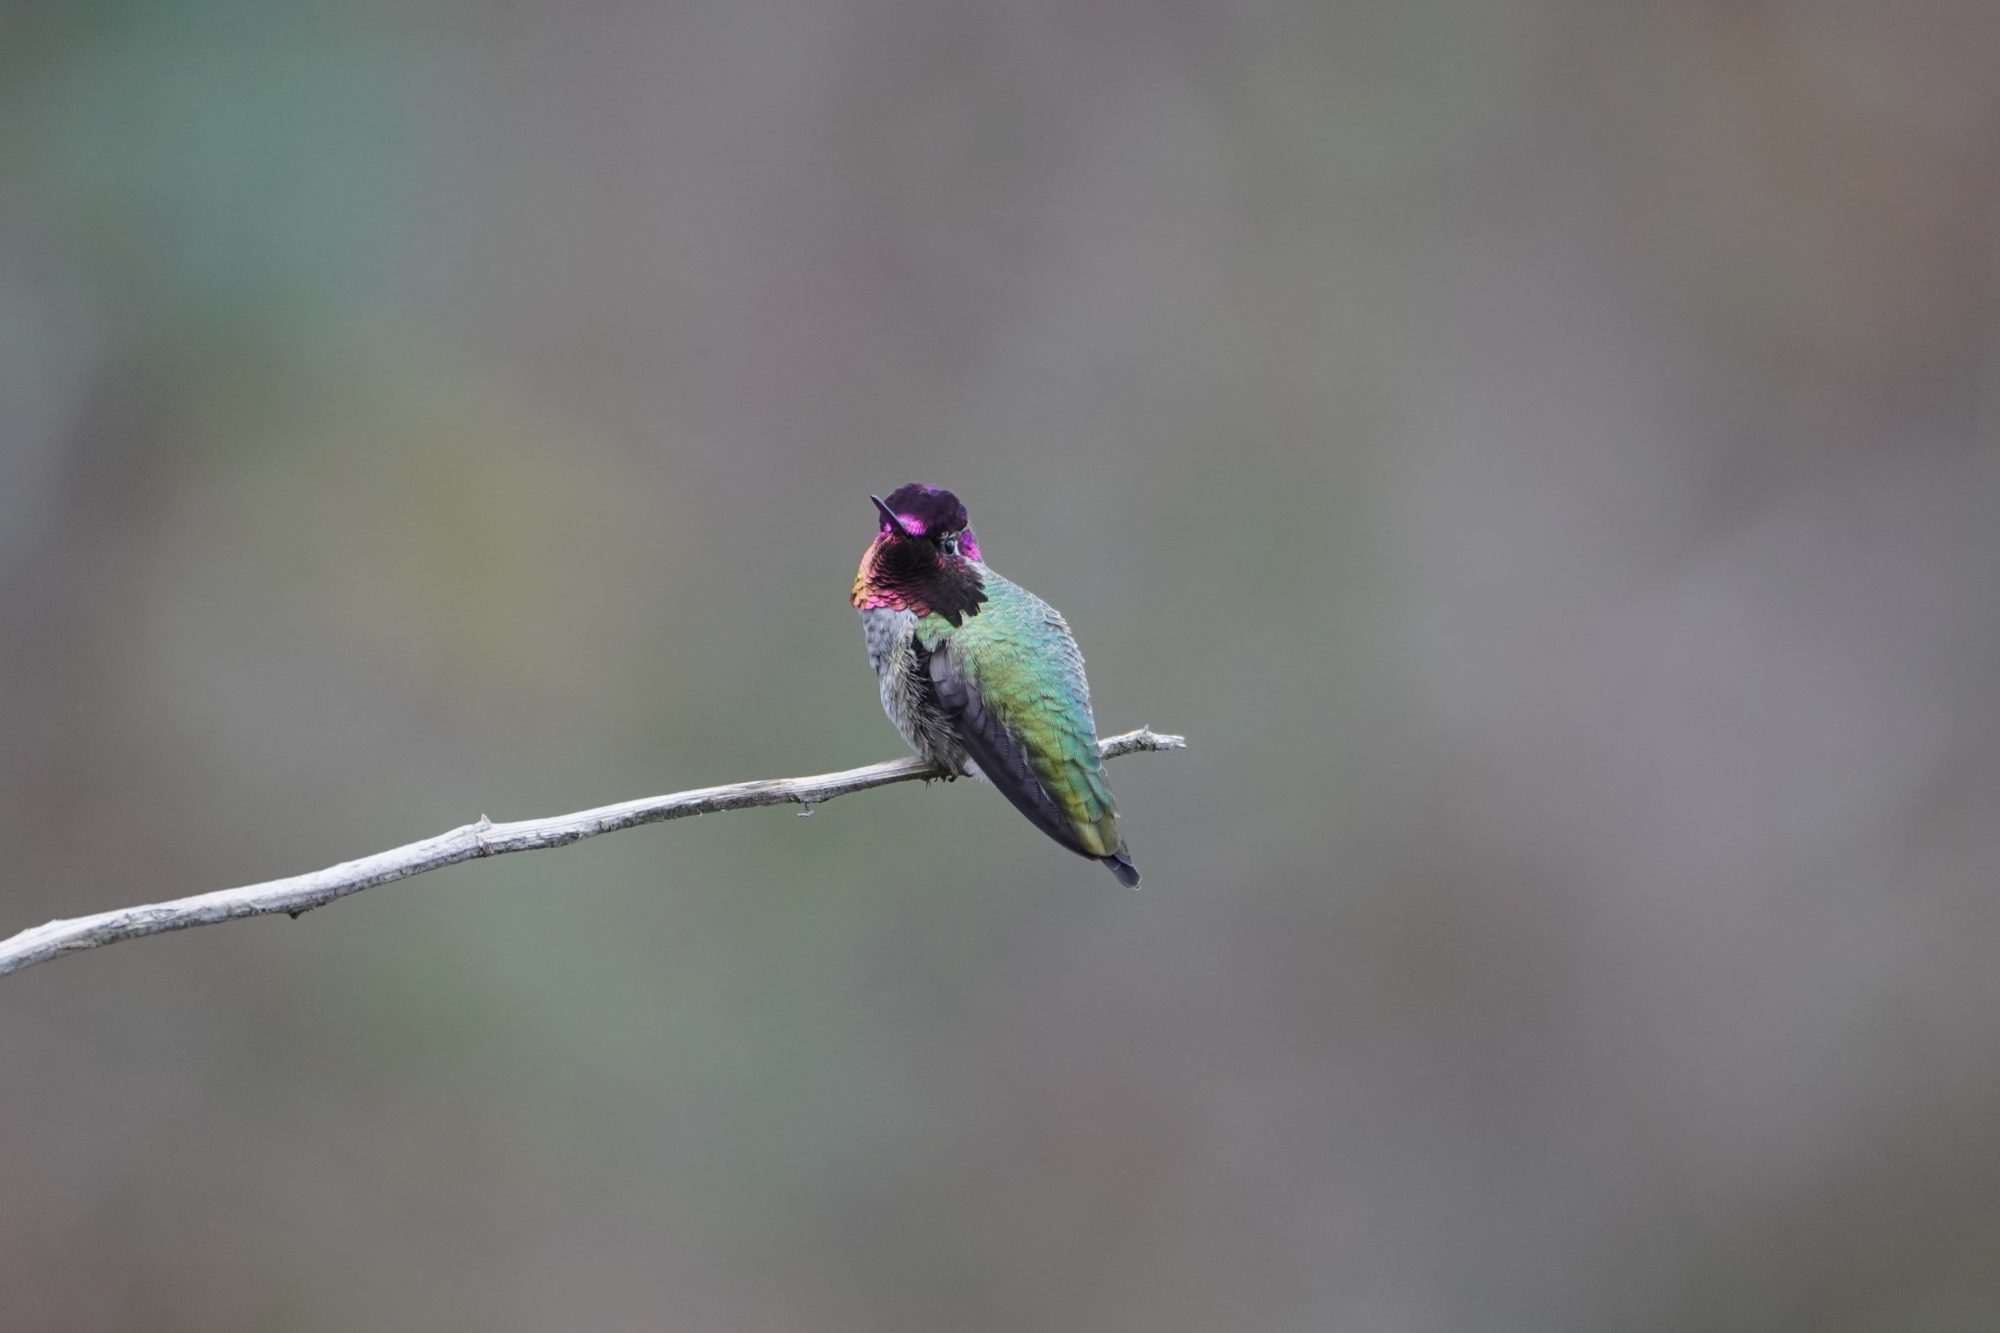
[852,483,1140,887]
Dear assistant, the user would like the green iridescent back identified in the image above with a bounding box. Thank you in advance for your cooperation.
[916,567,1121,858]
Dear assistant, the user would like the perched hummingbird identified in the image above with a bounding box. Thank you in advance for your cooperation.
[852,483,1140,887]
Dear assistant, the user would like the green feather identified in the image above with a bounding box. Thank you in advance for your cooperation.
[918,570,1122,857]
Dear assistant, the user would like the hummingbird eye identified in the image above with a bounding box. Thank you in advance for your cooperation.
[940,533,959,554]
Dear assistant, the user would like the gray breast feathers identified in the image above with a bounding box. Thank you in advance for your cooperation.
[859,607,968,773]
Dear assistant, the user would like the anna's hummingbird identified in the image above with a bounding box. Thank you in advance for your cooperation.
[852,483,1140,887]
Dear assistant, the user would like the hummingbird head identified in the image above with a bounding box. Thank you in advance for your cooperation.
[852,483,988,625]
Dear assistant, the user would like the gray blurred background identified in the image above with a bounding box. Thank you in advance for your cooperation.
[5,2,2000,1329]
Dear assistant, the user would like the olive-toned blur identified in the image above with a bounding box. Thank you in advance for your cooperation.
[5,3,1999,1329]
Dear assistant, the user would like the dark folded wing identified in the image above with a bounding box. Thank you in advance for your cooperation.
[926,637,1099,858]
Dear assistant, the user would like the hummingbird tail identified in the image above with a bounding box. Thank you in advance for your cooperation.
[1101,850,1141,889]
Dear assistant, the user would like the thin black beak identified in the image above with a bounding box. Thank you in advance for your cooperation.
[870,495,911,537]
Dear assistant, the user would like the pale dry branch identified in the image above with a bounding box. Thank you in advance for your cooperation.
[0,727,1187,981]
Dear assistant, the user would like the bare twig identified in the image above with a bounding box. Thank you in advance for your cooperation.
[0,727,1187,981]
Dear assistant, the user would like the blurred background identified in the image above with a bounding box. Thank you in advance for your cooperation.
[4,1,1999,1329]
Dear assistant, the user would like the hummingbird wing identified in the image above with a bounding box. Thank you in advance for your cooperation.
[926,614,1125,868]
